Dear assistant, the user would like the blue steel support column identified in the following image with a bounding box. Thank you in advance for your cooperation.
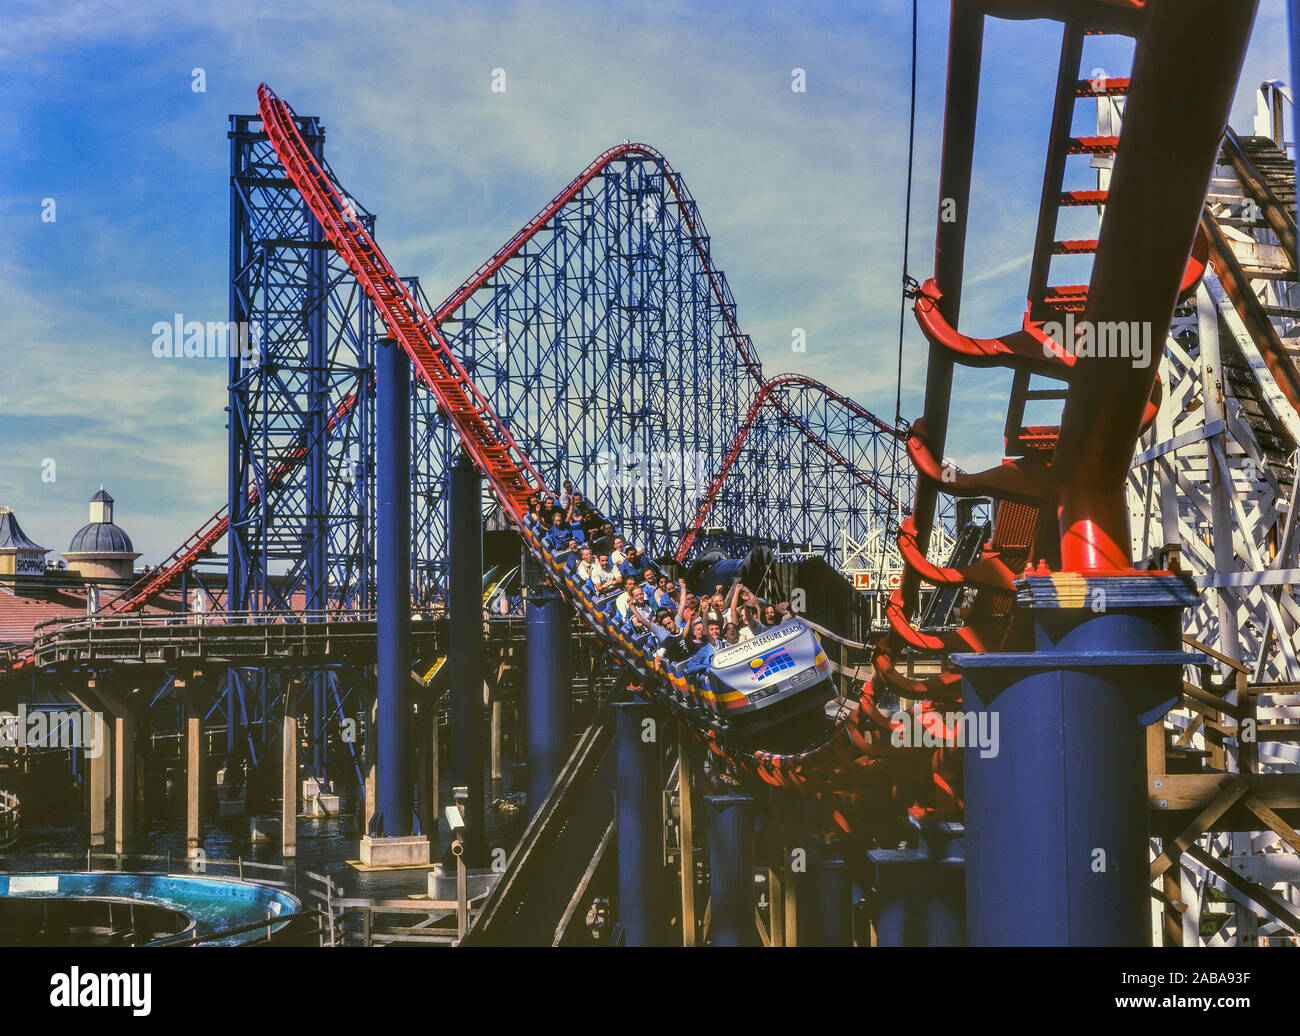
[448,452,485,864]
[870,817,966,947]
[525,587,569,819]
[373,338,414,837]
[613,700,665,946]
[806,845,852,947]
[869,848,925,948]
[955,575,1198,946]
[705,793,756,947]
[917,818,965,945]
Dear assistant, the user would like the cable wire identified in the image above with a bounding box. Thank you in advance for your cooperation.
[879,0,920,597]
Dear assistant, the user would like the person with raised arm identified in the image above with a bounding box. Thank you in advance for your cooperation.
[629,603,691,663]
[674,578,692,627]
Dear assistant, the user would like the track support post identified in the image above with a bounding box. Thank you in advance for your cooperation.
[525,587,570,819]
[613,700,667,946]
[868,816,965,946]
[956,574,1198,945]
[361,337,428,868]
[449,453,486,865]
[705,793,756,947]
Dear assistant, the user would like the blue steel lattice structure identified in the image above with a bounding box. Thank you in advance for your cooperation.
[225,111,478,796]
[227,112,377,614]
[432,152,747,566]
[431,149,915,575]
[731,379,908,560]
[229,123,941,614]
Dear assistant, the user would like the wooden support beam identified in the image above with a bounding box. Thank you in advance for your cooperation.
[364,697,377,837]
[1238,671,1259,775]
[1242,793,1300,855]
[552,820,613,947]
[1180,679,1242,720]
[1147,720,1167,775]
[1150,777,1249,880]
[1175,714,1205,747]
[1183,635,1250,673]
[767,821,785,949]
[490,698,503,781]
[429,697,440,821]
[112,714,135,856]
[677,727,697,947]
[174,670,207,856]
[185,711,202,853]
[282,714,297,859]
[1162,869,1183,947]
[87,718,109,849]
[1149,773,1300,812]
[1254,724,1300,740]
[783,854,798,947]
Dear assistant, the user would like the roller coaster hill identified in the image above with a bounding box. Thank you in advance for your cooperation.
[4,0,1300,948]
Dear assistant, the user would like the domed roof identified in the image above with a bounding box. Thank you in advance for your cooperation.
[67,521,135,555]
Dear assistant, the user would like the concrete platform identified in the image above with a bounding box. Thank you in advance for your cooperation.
[218,790,247,819]
[428,864,502,902]
[305,793,341,817]
[249,815,280,843]
[359,834,430,869]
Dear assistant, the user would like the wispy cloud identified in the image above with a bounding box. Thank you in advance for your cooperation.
[0,0,1290,563]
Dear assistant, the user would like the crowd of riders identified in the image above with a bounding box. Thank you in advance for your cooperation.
[521,480,791,693]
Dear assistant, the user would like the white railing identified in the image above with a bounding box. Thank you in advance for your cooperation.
[0,791,18,850]
[31,604,539,646]
[33,608,384,637]
[1255,80,1296,158]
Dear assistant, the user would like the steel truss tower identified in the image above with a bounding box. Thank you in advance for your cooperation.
[433,151,919,576]
[227,112,379,784]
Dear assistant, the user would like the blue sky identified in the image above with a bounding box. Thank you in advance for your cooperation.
[0,0,1293,563]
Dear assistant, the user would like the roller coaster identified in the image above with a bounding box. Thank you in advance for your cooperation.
[253,83,920,831]
[5,0,1299,947]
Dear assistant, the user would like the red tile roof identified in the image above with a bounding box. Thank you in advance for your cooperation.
[0,581,186,660]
